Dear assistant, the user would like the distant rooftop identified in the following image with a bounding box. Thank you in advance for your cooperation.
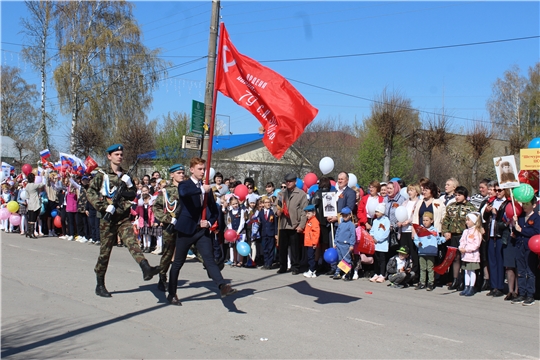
[212,133,264,151]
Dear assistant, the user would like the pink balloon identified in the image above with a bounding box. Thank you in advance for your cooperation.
[0,208,10,220]
[303,172,318,188]
[9,213,21,226]
[234,184,249,202]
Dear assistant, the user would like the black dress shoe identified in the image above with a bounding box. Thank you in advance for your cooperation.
[447,279,458,291]
[276,269,288,274]
[167,294,182,306]
[291,270,300,275]
[492,289,504,297]
[486,289,496,296]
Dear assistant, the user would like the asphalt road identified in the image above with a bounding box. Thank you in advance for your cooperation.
[1,232,539,359]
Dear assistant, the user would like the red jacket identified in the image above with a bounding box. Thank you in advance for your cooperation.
[303,216,320,247]
[357,194,384,229]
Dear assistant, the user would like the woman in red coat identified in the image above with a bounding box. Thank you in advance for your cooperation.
[357,181,384,230]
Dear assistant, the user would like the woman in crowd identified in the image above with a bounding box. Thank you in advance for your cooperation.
[398,183,422,283]
[24,173,43,239]
[384,181,406,256]
[440,177,458,206]
[357,180,384,230]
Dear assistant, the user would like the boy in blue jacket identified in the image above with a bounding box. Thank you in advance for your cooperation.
[331,207,356,280]
[258,196,278,270]
[413,211,444,291]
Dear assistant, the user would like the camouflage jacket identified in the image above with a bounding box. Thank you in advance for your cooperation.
[441,201,477,234]
[86,166,134,219]
[152,183,180,225]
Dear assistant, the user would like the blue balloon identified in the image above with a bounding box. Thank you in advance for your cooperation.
[308,184,319,196]
[323,248,338,264]
[296,178,304,190]
[273,189,281,197]
[529,138,540,149]
[51,209,58,218]
[236,241,250,257]
[390,177,401,182]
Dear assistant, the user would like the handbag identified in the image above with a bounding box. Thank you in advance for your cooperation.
[389,227,399,247]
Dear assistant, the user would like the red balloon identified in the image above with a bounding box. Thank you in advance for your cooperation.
[505,202,522,219]
[22,164,32,176]
[53,215,62,228]
[529,235,540,255]
[234,184,249,202]
[224,229,237,243]
[303,172,318,188]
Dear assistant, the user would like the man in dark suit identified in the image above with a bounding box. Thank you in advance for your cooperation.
[167,157,237,306]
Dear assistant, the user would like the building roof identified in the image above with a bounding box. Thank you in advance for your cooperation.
[213,133,264,152]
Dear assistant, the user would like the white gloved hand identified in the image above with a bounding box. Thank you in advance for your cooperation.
[106,204,116,214]
[170,218,177,225]
[120,174,133,188]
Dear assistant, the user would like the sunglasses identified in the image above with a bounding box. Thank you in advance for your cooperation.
[495,189,504,193]
[247,186,253,189]
[281,185,286,188]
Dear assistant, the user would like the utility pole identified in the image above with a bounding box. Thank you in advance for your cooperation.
[200,0,220,159]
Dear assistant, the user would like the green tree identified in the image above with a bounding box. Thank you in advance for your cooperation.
[356,122,412,187]
[523,62,540,136]
[0,65,39,141]
[20,0,55,150]
[53,0,169,153]
[367,88,419,181]
[154,111,191,168]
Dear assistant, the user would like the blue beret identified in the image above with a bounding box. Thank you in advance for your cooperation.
[169,164,185,173]
[304,204,316,212]
[340,207,352,215]
[106,144,123,154]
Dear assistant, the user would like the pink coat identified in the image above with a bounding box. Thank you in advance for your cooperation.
[135,204,155,228]
[459,227,481,263]
[66,191,78,213]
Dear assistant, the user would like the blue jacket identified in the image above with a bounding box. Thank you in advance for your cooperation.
[513,209,540,247]
[334,219,355,245]
[370,215,390,252]
[413,225,444,256]
[174,179,219,236]
[258,208,277,237]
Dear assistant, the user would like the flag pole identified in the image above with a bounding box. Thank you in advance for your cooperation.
[204,21,223,186]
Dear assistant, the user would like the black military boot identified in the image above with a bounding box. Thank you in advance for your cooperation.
[95,276,112,297]
[157,273,167,292]
[140,259,160,281]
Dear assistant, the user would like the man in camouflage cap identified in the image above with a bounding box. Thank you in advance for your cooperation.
[152,163,185,291]
[87,144,160,297]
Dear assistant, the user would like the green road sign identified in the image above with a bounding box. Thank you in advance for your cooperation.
[191,100,205,134]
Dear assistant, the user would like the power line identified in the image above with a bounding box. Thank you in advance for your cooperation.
[260,35,540,63]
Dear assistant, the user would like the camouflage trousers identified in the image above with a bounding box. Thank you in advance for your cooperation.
[94,217,146,277]
[160,231,176,276]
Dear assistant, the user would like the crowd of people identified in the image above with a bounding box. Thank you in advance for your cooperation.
[2,159,539,306]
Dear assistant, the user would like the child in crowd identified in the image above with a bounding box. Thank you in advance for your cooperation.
[370,203,390,283]
[136,193,155,253]
[245,194,260,267]
[332,207,355,280]
[458,212,483,296]
[386,246,414,288]
[1,184,13,232]
[258,196,277,270]
[225,196,246,267]
[303,204,320,278]
[17,181,28,235]
[413,212,444,291]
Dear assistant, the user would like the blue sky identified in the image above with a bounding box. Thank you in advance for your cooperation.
[1,1,539,151]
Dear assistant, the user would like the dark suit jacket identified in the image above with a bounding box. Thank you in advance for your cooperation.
[258,208,278,237]
[337,186,357,213]
[174,179,219,236]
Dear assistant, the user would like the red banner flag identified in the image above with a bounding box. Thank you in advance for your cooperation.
[214,23,318,159]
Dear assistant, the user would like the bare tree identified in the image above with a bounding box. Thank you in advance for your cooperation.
[71,118,107,158]
[369,87,419,181]
[465,122,493,192]
[117,117,157,167]
[0,65,39,141]
[20,0,55,150]
[410,111,454,178]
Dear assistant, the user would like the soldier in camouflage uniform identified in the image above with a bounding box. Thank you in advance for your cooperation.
[441,185,478,291]
[86,144,160,298]
[152,164,185,291]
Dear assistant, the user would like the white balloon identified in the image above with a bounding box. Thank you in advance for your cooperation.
[348,173,357,188]
[395,205,409,222]
[367,200,378,217]
[209,167,216,180]
[19,189,29,201]
[399,187,409,200]
[319,157,334,175]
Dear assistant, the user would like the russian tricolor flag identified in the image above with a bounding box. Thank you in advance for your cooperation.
[40,149,51,159]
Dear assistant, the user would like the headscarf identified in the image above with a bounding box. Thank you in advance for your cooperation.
[387,181,401,200]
